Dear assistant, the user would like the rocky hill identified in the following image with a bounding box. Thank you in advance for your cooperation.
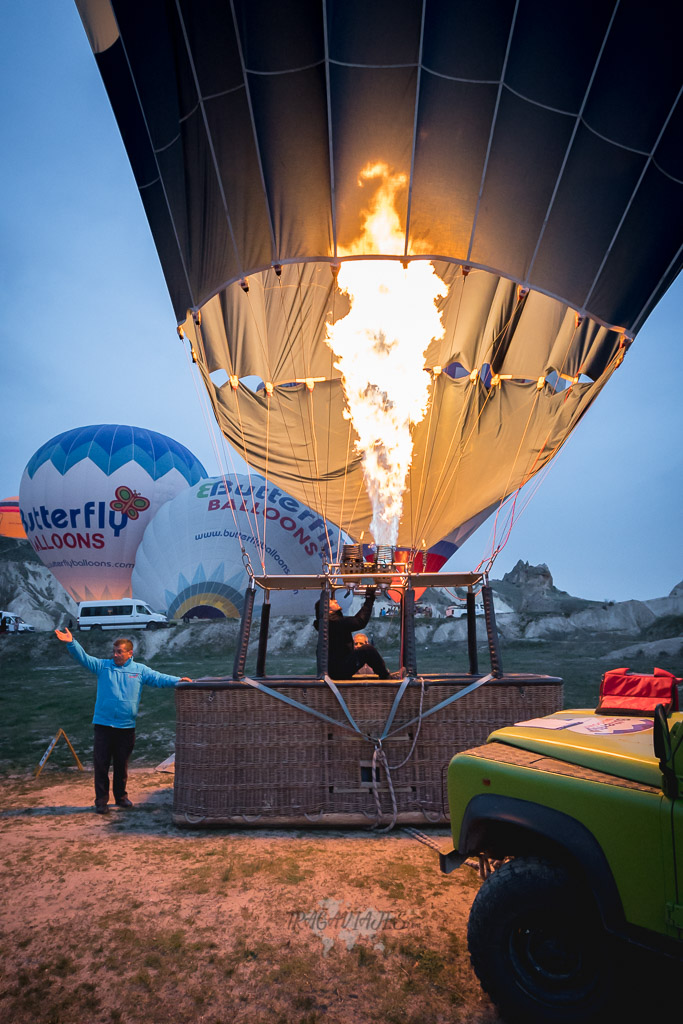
[490,560,683,642]
[489,560,596,615]
[0,538,77,629]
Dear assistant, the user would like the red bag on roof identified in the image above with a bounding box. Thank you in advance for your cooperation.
[596,666,681,716]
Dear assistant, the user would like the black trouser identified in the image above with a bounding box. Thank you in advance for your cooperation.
[93,724,136,806]
[330,644,390,680]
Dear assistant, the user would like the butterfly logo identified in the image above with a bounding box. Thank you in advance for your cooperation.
[110,485,151,520]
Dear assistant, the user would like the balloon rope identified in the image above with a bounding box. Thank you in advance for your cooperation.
[478,291,522,372]
[271,273,325,526]
[480,462,554,573]
[340,475,369,553]
[183,319,255,571]
[478,423,574,575]
[555,317,581,383]
[297,273,334,563]
[229,384,266,566]
[409,367,439,553]
[182,319,226,465]
[327,277,359,563]
[410,266,477,545]
[305,386,335,562]
[227,289,293,569]
[276,269,336,565]
[480,314,583,570]
[293,274,324,519]
[336,403,355,563]
[479,329,625,573]
[322,277,334,549]
[406,264,468,549]
[193,312,266,569]
[477,389,543,571]
[241,274,315,568]
[413,279,526,547]
[237,272,319,570]
[263,386,271,568]
[242,281,273,570]
[413,381,493,551]
[328,273,344,565]
[478,375,583,573]
[303,312,336,563]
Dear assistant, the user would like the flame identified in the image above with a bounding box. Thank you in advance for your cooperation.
[326,163,446,545]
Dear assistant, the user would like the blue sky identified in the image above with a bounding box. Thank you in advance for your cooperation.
[1,3,681,602]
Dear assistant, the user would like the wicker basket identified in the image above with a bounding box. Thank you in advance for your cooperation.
[173,674,562,828]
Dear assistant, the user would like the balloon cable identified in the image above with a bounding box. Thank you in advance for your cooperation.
[271,272,330,535]
[478,322,623,574]
[411,265,479,547]
[297,275,335,563]
[415,280,531,550]
[305,385,335,563]
[414,377,494,553]
[185,315,265,576]
[481,313,584,569]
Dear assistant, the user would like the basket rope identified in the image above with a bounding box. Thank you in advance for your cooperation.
[402,827,451,854]
[236,672,494,829]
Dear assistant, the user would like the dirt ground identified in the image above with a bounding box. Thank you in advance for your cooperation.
[0,767,501,1024]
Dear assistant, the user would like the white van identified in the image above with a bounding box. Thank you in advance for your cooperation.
[1,611,35,632]
[77,599,169,631]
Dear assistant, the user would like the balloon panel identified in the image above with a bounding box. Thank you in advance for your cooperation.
[79,1,682,329]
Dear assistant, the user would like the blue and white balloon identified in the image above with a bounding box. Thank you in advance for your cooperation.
[19,424,206,602]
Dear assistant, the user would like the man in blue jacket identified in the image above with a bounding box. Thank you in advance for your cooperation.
[55,627,192,814]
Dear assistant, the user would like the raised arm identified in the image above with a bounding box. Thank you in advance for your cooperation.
[345,587,376,630]
[55,629,102,674]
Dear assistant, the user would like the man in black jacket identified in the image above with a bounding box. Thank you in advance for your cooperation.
[314,587,393,679]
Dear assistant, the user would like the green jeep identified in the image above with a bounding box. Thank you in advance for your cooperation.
[440,704,683,1022]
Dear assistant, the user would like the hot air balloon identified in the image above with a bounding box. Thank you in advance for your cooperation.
[77,5,679,828]
[19,425,206,602]
[75,2,682,568]
[0,497,26,540]
[131,474,353,619]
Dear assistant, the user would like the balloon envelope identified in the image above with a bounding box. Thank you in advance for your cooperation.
[0,497,27,540]
[132,474,352,618]
[77,3,683,550]
[19,425,206,602]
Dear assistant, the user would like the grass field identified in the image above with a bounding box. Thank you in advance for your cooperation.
[1,623,678,775]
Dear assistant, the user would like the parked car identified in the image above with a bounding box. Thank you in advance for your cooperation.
[77,599,169,631]
[0,611,35,632]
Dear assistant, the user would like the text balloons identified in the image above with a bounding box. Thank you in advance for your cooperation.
[132,474,352,618]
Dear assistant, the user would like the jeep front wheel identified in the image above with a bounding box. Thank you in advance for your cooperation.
[467,857,614,1024]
